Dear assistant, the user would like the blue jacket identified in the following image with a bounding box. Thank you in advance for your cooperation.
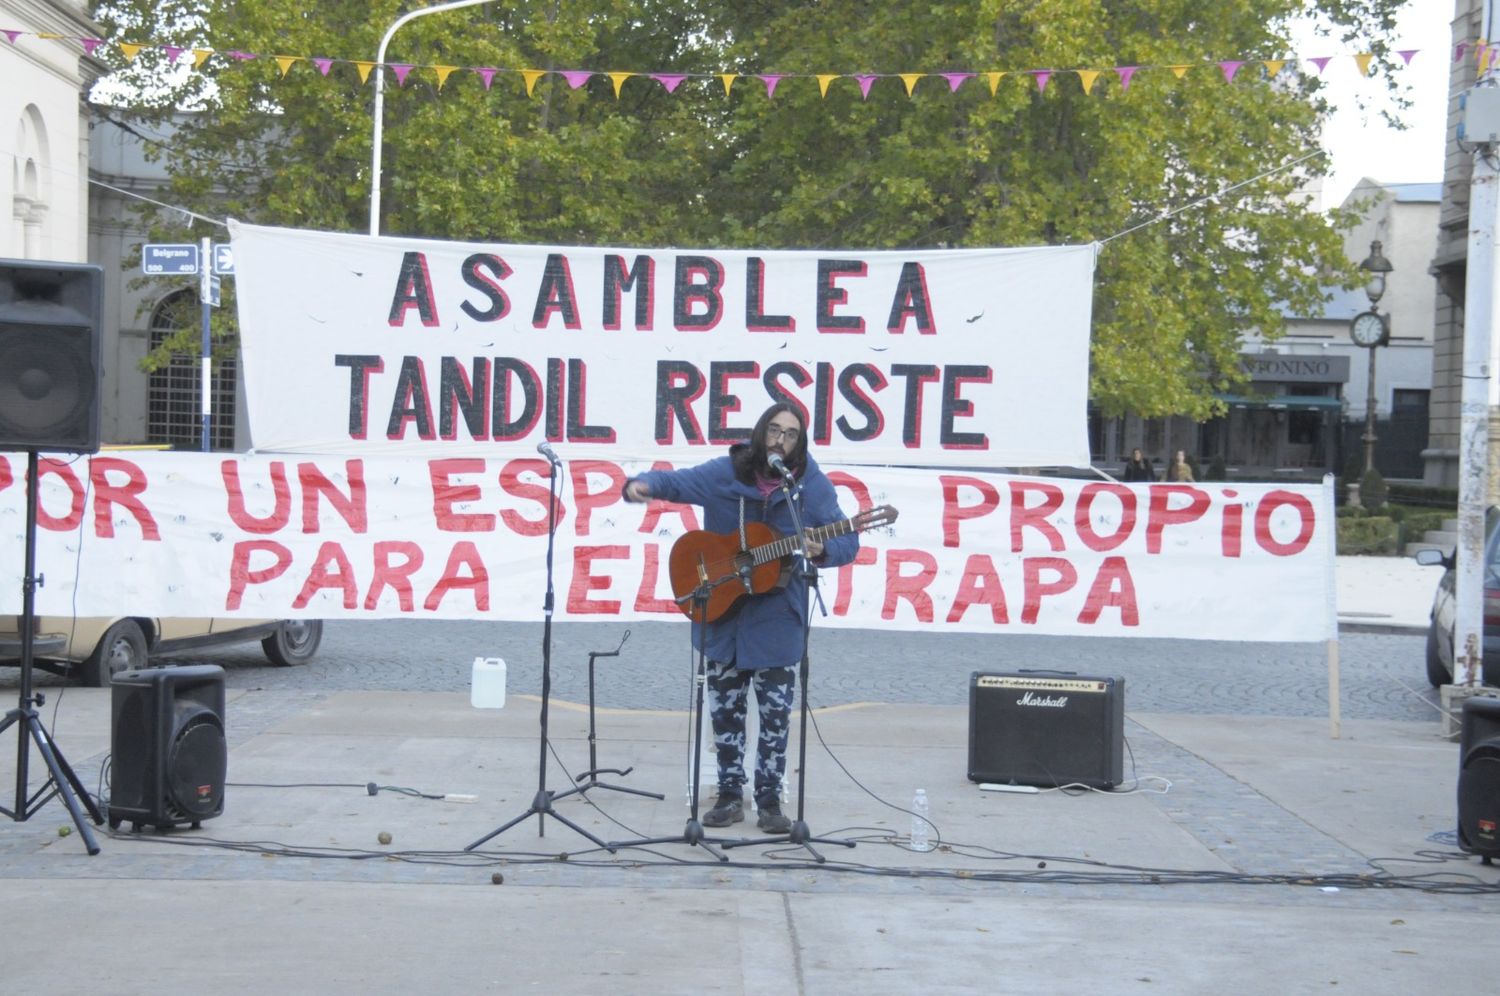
[632,450,859,669]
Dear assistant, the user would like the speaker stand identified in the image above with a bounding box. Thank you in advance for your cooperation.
[0,451,103,854]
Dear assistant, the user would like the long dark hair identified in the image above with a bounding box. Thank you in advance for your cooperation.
[731,402,808,484]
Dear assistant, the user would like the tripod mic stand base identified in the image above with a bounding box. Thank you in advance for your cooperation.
[721,818,856,864]
[464,788,617,854]
[609,817,734,862]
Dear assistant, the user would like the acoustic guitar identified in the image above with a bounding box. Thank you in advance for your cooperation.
[668,504,899,622]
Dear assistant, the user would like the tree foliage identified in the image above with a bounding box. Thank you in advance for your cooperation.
[91,0,1409,419]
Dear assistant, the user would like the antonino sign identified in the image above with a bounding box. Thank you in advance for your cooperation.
[1242,353,1350,384]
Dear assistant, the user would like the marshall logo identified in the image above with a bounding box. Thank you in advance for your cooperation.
[1016,691,1068,708]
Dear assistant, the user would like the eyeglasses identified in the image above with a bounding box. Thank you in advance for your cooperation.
[765,425,801,443]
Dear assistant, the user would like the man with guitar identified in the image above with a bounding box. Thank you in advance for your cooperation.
[622,403,863,833]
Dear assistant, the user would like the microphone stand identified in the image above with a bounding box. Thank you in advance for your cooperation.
[722,464,855,863]
[466,452,613,853]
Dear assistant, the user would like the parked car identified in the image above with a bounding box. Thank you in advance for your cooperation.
[0,615,323,687]
[1415,508,1500,687]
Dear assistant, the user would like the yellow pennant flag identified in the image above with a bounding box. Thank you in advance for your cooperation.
[1168,65,1191,79]
[608,72,632,97]
[352,61,375,84]
[1353,53,1374,76]
[1262,59,1286,78]
[1076,69,1100,94]
[193,49,213,69]
[899,73,923,95]
[521,69,545,96]
[275,56,299,78]
[720,73,737,96]
[434,65,457,89]
[37,33,63,40]
[985,71,1005,95]
[119,43,144,62]
[1481,43,1494,76]
[816,74,837,97]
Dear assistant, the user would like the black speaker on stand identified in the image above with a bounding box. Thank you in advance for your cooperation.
[1457,696,1500,864]
[109,665,227,832]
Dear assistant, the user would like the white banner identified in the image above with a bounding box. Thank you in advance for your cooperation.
[0,452,1335,642]
[229,221,1096,467]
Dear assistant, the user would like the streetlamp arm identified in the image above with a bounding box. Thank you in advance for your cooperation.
[369,0,500,235]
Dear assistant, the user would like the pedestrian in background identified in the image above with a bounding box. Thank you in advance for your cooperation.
[1122,447,1154,482]
[1166,449,1195,482]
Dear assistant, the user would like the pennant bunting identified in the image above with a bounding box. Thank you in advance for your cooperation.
[652,73,686,93]
[1308,56,1332,74]
[352,61,374,84]
[390,64,413,86]
[816,74,836,97]
[36,32,62,40]
[520,69,543,96]
[720,73,737,96]
[313,57,333,77]
[985,71,1004,95]
[81,38,103,56]
[119,42,143,61]
[1167,64,1190,79]
[1218,60,1242,82]
[1482,44,1494,76]
[608,72,631,97]
[855,74,877,99]
[561,70,592,89]
[434,65,456,89]
[192,49,211,68]
[2,30,20,45]
[1396,49,1417,66]
[1032,70,1051,93]
[1262,59,1286,78]
[474,67,497,90]
[162,45,184,62]
[1353,53,1373,76]
[899,73,923,95]
[940,72,972,92]
[227,50,256,61]
[1076,69,1100,94]
[1115,66,1137,91]
[275,56,299,78]
[1455,43,1468,63]
[759,75,782,98]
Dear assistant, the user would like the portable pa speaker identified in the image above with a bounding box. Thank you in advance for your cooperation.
[1458,696,1500,861]
[109,664,227,831]
[968,670,1124,789]
[0,258,103,453]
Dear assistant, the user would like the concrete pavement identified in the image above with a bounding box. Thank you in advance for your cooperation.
[0,554,1495,994]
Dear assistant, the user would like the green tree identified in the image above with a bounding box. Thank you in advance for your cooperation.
[92,0,1409,417]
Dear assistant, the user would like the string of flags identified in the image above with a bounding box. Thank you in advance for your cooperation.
[3,27,1482,99]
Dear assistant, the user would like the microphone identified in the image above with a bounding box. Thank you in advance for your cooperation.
[767,453,794,479]
[536,441,561,465]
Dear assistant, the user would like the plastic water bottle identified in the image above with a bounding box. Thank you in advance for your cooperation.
[910,788,933,852]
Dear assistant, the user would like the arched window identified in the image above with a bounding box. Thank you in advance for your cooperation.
[147,289,237,449]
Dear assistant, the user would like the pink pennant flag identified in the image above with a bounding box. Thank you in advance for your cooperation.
[855,74,877,98]
[313,58,333,76]
[80,37,103,56]
[651,73,687,93]
[1115,65,1138,91]
[227,50,256,61]
[1307,56,1332,74]
[758,74,783,98]
[390,64,413,86]
[1032,70,1051,93]
[474,67,498,90]
[1397,49,1417,66]
[162,46,184,62]
[1455,43,1468,63]
[940,72,973,92]
[2,30,20,45]
[561,70,592,89]
[1218,60,1243,82]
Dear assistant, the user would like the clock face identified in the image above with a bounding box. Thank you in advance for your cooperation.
[1350,311,1385,347]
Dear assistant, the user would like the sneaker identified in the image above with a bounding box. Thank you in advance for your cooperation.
[702,792,744,827]
[756,801,792,834]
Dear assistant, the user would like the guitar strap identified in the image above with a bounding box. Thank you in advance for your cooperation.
[737,497,748,552]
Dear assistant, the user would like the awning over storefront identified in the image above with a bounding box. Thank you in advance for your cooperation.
[1215,393,1343,412]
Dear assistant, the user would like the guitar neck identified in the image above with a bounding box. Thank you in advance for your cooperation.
[751,517,858,564]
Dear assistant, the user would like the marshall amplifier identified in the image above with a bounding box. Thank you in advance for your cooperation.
[967,671,1124,790]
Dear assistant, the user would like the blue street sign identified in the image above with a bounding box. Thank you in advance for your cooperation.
[213,243,235,275]
[142,243,199,275]
[203,274,222,308]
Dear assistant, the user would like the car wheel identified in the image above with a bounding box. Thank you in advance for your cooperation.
[1425,622,1451,687]
[82,620,148,687]
[261,620,322,667]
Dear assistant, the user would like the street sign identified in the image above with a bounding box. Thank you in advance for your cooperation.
[212,243,235,275]
[203,274,222,308]
[142,243,199,275]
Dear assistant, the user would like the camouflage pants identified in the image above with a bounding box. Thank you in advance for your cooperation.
[705,660,796,807]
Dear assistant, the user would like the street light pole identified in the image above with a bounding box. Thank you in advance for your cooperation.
[369,0,499,236]
[1353,240,1393,479]
[1361,339,1378,476]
